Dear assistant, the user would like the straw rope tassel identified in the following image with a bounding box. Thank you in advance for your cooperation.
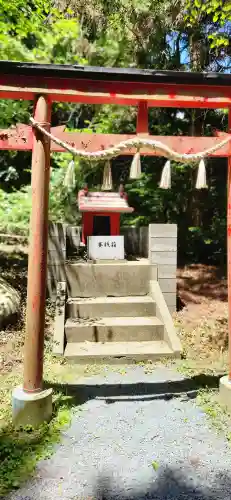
[129,151,141,179]
[160,160,171,189]
[64,159,76,191]
[196,159,207,189]
[101,160,113,190]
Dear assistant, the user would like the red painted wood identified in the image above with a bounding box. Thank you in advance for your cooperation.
[1,74,231,108]
[1,126,231,157]
[1,89,231,108]
[136,102,148,134]
[110,213,120,235]
[0,124,65,151]
[0,91,231,109]
[23,96,51,393]
[82,212,93,244]
[228,110,231,380]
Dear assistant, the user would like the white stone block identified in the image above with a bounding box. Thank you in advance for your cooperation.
[158,265,176,279]
[150,251,177,265]
[150,237,177,252]
[163,293,176,307]
[12,386,52,427]
[149,224,177,238]
[159,278,176,293]
[88,236,124,260]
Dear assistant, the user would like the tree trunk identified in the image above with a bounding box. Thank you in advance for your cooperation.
[189,31,206,228]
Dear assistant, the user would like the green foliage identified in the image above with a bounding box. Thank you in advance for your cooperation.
[0,159,84,235]
[0,2,87,190]
[50,154,84,224]
[0,186,32,235]
[185,0,231,49]
[31,17,87,65]
[0,0,51,60]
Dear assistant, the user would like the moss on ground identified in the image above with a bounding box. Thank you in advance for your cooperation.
[0,345,105,497]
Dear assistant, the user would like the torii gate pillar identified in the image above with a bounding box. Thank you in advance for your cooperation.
[12,95,53,426]
[219,108,231,408]
[228,108,231,381]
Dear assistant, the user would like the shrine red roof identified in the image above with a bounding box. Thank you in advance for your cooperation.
[78,190,134,213]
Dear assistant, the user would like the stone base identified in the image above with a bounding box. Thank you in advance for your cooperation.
[12,386,53,427]
[219,375,231,413]
[65,260,156,297]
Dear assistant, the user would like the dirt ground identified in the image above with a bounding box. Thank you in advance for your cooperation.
[0,243,54,375]
[175,264,228,373]
[0,243,229,376]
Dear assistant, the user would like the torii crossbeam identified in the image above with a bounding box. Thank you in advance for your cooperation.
[0,124,230,156]
[1,61,231,424]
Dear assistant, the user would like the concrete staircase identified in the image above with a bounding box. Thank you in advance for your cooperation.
[53,260,182,363]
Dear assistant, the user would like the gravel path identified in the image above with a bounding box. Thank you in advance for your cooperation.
[7,366,231,500]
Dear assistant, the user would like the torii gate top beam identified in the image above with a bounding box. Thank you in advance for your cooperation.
[1,61,231,109]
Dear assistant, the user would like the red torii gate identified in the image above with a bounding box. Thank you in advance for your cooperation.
[1,61,231,423]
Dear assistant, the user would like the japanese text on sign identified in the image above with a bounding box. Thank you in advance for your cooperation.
[98,241,116,248]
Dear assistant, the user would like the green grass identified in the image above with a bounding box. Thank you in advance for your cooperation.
[151,460,159,471]
[197,389,231,441]
[0,397,71,495]
[0,367,74,497]
[0,342,108,497]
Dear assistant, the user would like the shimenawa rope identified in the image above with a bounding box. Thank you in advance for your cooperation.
[30,117,231,163]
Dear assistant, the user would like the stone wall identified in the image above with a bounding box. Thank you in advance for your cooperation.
[66,225,81,249]
[48,223,149,258]
[122,226,148,258]
[148,224,177,314]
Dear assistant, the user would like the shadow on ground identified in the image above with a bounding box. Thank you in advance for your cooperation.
[0,248,28,297]
[177,263,227,304]
[46,371,223,407]
[91,468,231,499]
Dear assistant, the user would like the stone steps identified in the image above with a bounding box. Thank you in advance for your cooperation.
[66,295,156,319]
[52,260,182,362]
[65,316,164,343]
[64,340,174,363]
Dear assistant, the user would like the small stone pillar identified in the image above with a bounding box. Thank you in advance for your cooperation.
[47,222,66,301]
[149,224,177,314]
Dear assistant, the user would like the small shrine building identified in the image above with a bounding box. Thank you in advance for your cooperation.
[77,185,134,248]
